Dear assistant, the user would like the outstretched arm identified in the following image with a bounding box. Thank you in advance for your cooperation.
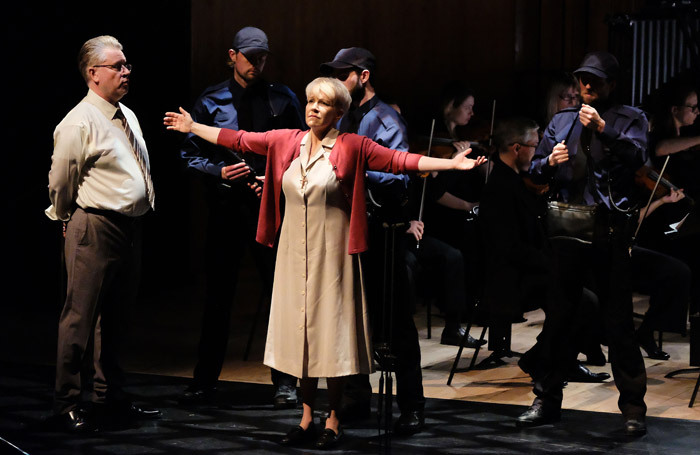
[417,148,487,172]
[164,107,222,145]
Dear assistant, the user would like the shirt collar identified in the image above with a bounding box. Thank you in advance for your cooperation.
[84,89,121,120]
[300,128,339,150]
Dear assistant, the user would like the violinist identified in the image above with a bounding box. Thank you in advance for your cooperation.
[641,81,700,318]
[528,51,648,436]
[411,81,487,348]
[319,47,426,436]
[650,82,700,199]
[543,71,580,125]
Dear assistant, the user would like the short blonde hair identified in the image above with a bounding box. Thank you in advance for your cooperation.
[305,77,352,116]
[78,35,123,83]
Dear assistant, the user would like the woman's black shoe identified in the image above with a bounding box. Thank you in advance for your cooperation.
[636,334,670,360]
[315,427,343,450]
[280,423,316,446]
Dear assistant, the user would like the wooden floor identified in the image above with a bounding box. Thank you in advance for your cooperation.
[131,294,700,422]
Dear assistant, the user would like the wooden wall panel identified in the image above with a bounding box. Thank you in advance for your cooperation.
[190,0,645,127]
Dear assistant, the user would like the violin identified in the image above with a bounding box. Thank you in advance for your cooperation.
[409,135,487,159]
[634,165,694,206]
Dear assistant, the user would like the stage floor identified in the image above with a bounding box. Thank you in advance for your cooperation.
[2,275,700,453]
[1,362,698,455]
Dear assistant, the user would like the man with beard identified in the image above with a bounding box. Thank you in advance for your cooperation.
[178,26,304,409]
[527,51,648,436]
[320,47,426,435]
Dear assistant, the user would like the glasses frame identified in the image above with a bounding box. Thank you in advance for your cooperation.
[93,63,132,73]
[681,104,699,113]
[559,94,579,102]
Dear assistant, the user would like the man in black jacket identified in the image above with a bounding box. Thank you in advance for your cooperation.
[178,27,304,409]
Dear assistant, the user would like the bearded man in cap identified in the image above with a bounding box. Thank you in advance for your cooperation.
[525,51,649,436]
[178,26,304,408]
[319,47,426,435]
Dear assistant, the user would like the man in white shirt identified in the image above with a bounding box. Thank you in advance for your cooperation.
[46,35,159,432]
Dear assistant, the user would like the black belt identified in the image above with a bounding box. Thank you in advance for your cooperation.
[81,207,139,224]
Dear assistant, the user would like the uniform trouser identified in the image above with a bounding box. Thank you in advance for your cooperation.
[54,207,141,415]
[344,222,425,414]
[192,188,295,389]
[533,211,647,418]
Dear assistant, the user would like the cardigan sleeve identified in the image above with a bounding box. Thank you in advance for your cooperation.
[361,136,422,173]
[217,129,270,156]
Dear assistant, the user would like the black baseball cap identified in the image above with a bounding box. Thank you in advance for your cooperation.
[320,47,376,75]
[574,51,620,80]
[232,27,269,55]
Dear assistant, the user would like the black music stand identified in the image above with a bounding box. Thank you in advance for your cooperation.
[664,314,700,407]
[374,221,404,452]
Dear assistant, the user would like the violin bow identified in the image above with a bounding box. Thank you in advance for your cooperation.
[633,154,671,243]
[416,119,436,249]
[484,99,496,184]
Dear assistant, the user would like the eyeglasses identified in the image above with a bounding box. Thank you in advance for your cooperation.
[682,104,699,113]
[559,94,579,102]
[514,142,539,149]
[93,62,132,73]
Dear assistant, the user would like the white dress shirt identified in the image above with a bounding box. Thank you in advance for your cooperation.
[46,89,153,221]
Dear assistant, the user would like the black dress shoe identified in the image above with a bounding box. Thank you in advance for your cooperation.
[624,418,647,436]
[394,410,425,436]
[126,404,162,419]
[315,427,343,450]
[273,384,298,410]
[96,402,161,425]
[280,423,316,446]
[516,399,561,428]
[55,409,93,433]
[637,337,670,360]
[179,385,217,404]
[566,363,610,383]
[440,327,487,348]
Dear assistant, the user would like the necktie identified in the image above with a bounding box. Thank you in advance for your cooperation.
[115,109,155,209]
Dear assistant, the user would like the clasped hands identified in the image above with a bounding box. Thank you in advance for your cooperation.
[548,104,606,167]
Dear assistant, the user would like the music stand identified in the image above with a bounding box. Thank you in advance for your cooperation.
[664,314,700,407]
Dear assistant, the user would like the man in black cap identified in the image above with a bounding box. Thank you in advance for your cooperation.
[527,51,649,435]
[178,26,305,409]
[320,47,426,435]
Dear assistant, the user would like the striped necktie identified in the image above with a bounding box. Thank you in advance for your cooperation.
[115,109,155,209]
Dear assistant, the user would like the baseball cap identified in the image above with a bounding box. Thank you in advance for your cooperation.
[320,47,376,75]
[574,51,620,80]
[232,27,269,55]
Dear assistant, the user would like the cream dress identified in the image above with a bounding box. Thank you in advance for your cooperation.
[263,129,373,378]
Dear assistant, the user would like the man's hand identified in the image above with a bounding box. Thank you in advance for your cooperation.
[221,162,251,181]
[406,220,424,242]
[579,104,606,133]
[548,141,570,166]
[247,176,265,198]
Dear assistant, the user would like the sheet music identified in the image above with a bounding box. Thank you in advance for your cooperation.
[664,212,690,235]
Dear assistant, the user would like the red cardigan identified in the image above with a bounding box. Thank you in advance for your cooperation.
[218,128,422,254]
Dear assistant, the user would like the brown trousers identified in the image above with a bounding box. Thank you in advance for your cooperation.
[54,207,141,415]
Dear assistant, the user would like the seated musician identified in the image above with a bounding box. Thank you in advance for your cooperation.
[641,81,700,317]
[542,71,580,125]
[409,81,487,347]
